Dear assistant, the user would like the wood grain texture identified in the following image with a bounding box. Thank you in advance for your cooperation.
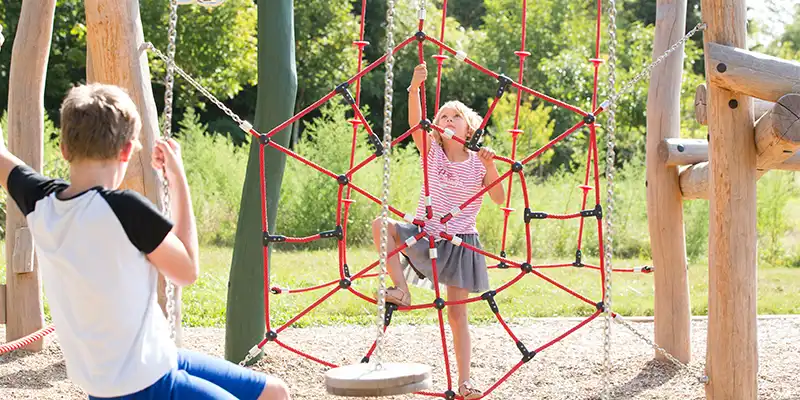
[694,83,772,125]
[645,0,691,364]
[701,0,758,398]
[5,0,56,351]
[708,42,800,102]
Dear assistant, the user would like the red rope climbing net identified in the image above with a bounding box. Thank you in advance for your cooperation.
[241,1,652,398]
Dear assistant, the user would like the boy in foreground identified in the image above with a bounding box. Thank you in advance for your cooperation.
[1,24,289,400]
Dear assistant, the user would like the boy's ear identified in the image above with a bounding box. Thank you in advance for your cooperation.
[60,141,69,161]
[119,141,135,162]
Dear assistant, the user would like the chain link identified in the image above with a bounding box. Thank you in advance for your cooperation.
[614,316,709,384]
[601,0,618,399]
[145,43,245,127]
[375,0,396,370]
[162,0,181,344]
[605,22,707,109]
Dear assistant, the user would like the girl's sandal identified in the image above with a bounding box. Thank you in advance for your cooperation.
[378,286,411,307]
[459,380,483,399]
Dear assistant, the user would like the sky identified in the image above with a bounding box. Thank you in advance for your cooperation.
[747,0,796,45]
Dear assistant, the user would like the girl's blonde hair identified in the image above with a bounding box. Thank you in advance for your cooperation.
[432,100,483,148]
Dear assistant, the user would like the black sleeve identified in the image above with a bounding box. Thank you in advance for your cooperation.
[7,165,69,216]
[100,190,174,254]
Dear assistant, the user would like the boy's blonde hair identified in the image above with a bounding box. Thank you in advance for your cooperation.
[432,100,483,147]
[59,84,142,162]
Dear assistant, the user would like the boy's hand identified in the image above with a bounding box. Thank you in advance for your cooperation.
[151,138,186,184]
[410,63,427,89]
[477,147,496,166]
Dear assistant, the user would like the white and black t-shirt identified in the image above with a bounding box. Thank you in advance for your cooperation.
[7,165,178,397]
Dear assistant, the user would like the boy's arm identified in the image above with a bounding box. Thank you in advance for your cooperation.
[146,139,200,286]
[0,126,28,191]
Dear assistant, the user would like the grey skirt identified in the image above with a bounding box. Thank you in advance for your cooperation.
[395,222,490,293]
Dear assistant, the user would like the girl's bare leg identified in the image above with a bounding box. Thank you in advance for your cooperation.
[371,218,410,295]
[447,285,472,387]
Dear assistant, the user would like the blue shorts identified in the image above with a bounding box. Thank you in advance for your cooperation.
[88,349,269,399]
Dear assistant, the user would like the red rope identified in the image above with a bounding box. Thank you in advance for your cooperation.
[276,286,340,334]
[0,325,55,355]
[275,339,338,368]
[521,119,586,165]
[259,142,271,332]
[535,311,600,353]
[267,141,338,180]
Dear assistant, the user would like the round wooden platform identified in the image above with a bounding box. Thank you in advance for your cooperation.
[325,362,432,397]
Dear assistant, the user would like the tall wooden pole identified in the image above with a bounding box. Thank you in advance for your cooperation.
[5,0,57,351]
[645,0,691,363]
[700,0,758,398]
[84,0,182,344]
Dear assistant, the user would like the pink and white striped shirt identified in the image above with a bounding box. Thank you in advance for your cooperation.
[414,140,486,236]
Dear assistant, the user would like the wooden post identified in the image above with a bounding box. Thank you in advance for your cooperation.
[701,0,758,398]
[645,0,691,364]
[0,284,7,324]
[84,0,182,345]
[660,139,800,171]
[4,0,57,351]
[675,94,800,199]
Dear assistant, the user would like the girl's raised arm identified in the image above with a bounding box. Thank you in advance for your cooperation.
[408,63,431,155]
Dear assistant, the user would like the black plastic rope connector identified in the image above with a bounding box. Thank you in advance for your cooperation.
[367,133,385,157]
[337,174,349,185]
[444,390,456,400]
[384,303,398,326]
[520,262,533,274]
[516,340,533,361]
[434,297,446,310]
[270,287,281,295]
[496,74,513,98]
[580,204,603,220]
[420,119,432,131]
[522,349,536,363]
[335,82,356,106]
[343,263,351,278]
[524,208,548,223]
[361,356,370,363]
[415,31,426,41]
[320,225,344,240]
[596,301,605,312]
[338,278,351,289]
[583,113,596,124]
[573,249,583,267]
[481,290,499,313]
[259,134,270,145]
[497,251,509,269]
[511,161,523,172]
[263,231,286,245]
[266,330,278,342]
[465,128,484,151]
[500,250,507,258]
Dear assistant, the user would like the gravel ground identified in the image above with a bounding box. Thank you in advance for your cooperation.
[1,317,799,399]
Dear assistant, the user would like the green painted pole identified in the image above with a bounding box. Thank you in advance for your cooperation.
[225,0,296,363]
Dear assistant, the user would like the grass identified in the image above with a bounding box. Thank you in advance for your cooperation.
[181,246,800,328]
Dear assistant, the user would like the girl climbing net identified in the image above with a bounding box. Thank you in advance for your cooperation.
[370,62,506,399]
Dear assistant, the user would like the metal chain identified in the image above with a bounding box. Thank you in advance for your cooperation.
[162,0,180,344]
[614,316,709,384]
[145,43,245,127]
[375,0,396,370]
[604,22,707,109]
[601,0,618,399]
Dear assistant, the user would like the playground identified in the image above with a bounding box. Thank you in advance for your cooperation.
[2,0,800,399]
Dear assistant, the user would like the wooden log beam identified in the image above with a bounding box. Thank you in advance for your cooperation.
[701,0,758,398]
[85,0,182,344]
[5,0,57,351]
[694,83,773,125]
[707,42,800,103]
[645,0,691,364]
[676,93,800,199]
[661,139,800,171]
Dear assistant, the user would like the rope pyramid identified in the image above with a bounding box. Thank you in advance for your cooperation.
[234,1,649,398]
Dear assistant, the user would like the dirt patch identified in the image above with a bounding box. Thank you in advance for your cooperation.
[1,317,799,399]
